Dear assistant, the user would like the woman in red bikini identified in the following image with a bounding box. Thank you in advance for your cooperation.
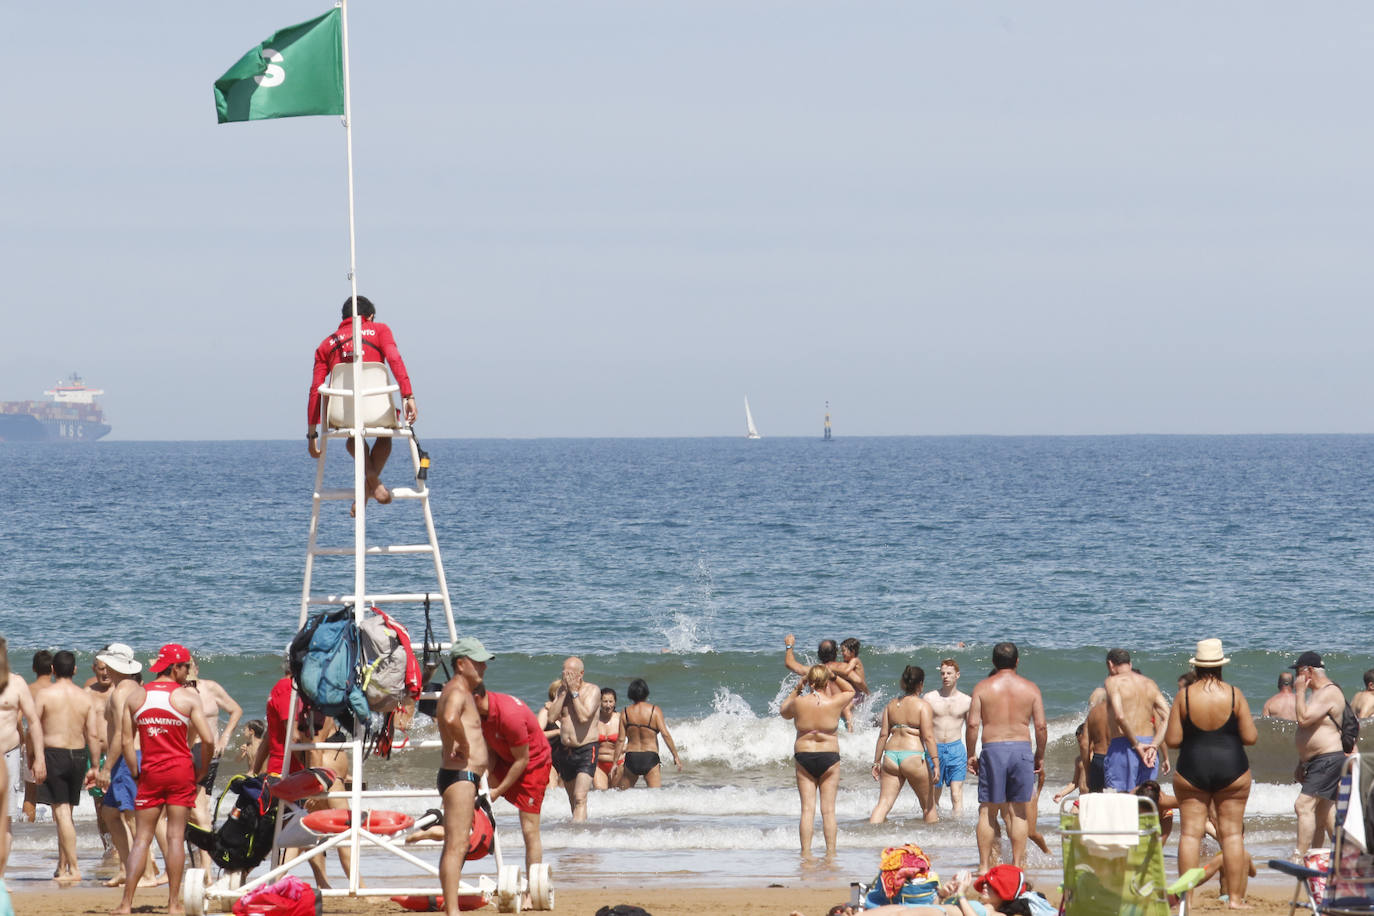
[593,687,622,790]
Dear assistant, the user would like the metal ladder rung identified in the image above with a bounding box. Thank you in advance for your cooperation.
[310,544,435,556]
[316,487,427,501]
[324,427,413,439]
[308,593,441,605]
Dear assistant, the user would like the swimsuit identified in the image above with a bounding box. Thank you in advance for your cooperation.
[1105,735,1157,791]
[102,755,139,811]
[977,740,1034,804]
[551,742,598,782]
[936,740,966,786]
[1088,753,1107,793]
[624,751,661,776]
[883,749,926,767]
[1175,685,1249,793]
[42,747,89,806]
[596,721,620,774]
[620,705,664,777]
[437,769,482,794]
[1301,751,1346,801]
[794,751,840,780]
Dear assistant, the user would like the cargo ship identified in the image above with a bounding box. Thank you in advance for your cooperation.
[0,374,112,442]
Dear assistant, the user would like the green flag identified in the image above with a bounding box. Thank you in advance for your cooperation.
[214,8,344,124]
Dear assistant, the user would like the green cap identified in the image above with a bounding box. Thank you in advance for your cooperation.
[449,636,495,662]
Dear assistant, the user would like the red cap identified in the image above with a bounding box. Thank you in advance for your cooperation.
[149,644,191,674]
[974,865,1026,901]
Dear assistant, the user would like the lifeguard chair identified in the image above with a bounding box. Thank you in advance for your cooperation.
[183,349,552,913]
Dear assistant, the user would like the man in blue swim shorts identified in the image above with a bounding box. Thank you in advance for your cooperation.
[91,642,146,887]
[966,642,1046,873]
[925,659,972,815]
[1102,648,1170,792]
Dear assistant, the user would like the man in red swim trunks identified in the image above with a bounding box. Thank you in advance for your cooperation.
[112,644,214,916]
[307,295,419,510]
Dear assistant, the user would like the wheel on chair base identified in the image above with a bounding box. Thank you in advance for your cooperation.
[183,868,207,916]
[497,863,523,913]
[529,862,554,911]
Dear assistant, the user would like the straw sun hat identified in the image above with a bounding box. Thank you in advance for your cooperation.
[1189,638,1230,667]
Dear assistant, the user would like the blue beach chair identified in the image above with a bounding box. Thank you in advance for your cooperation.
[1270,754,1374,916]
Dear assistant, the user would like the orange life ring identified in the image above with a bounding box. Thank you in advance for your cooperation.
[389,893,486,911]
[302,808,415,836]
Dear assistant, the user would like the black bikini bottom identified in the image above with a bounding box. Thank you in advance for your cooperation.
[624,751,661,776]
[794,751,840,780]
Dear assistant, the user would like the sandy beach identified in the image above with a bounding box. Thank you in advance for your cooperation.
[7,879,1305,915]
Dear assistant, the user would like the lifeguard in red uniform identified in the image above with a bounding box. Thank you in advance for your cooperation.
[307,295,419,512]
[112,644,214,916]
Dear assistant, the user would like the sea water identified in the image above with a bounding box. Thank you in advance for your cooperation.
[3,436,1373,890]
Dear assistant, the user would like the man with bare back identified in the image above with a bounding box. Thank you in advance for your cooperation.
[924,659,972,814]
[21,650,54,822]
[1351,670,1374,720]
[966,642,1046,873]
[0,637,46,876]
[91,643,156,890]
[34,650,98,882]
[1084,687,1110,792]
[1261,672,1298,721]
[1103,649,1171,791]
[436,637,490,916]
[186,661,242,873]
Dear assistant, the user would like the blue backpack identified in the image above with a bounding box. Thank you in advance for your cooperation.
[289,607,370,728]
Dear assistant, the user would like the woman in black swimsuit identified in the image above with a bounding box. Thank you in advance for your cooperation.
[781,665,855,857]
[1164,638,1258,910]
[613,678,682,789]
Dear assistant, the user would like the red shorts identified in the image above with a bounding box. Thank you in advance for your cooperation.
[491,758,551,814]
[136,762,198,810]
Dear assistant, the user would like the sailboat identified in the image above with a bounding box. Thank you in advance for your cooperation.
[744,397,761,439]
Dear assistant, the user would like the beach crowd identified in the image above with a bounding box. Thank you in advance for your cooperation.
[1,632,1372,915]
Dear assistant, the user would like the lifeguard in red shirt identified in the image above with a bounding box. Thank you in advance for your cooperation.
[307,295,419,512]
[113,644,214,916]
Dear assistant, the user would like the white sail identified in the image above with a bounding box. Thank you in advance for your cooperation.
[744,397,761,439]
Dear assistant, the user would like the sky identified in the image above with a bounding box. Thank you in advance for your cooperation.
[4,2,1374,439]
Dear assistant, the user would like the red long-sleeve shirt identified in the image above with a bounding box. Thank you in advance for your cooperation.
[307,317,413,426]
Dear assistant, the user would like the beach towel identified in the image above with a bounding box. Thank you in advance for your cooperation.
[233,875,321,916]
[1078,792,1139,857]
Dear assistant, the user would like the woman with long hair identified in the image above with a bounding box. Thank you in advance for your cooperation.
[869,665,940,823]
[781,665,854,856]
[1164,638,1257,909]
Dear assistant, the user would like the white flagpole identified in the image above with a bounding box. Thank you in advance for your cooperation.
[338,0,366,893]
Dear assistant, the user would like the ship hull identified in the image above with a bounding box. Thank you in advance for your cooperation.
[0,414,110,442]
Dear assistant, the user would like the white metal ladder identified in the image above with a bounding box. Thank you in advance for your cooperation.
[184,377,545,913]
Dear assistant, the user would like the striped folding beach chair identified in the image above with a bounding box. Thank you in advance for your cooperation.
[1270,754,1374,916]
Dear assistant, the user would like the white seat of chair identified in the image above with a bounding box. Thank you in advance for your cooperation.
[325,362,399,430]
